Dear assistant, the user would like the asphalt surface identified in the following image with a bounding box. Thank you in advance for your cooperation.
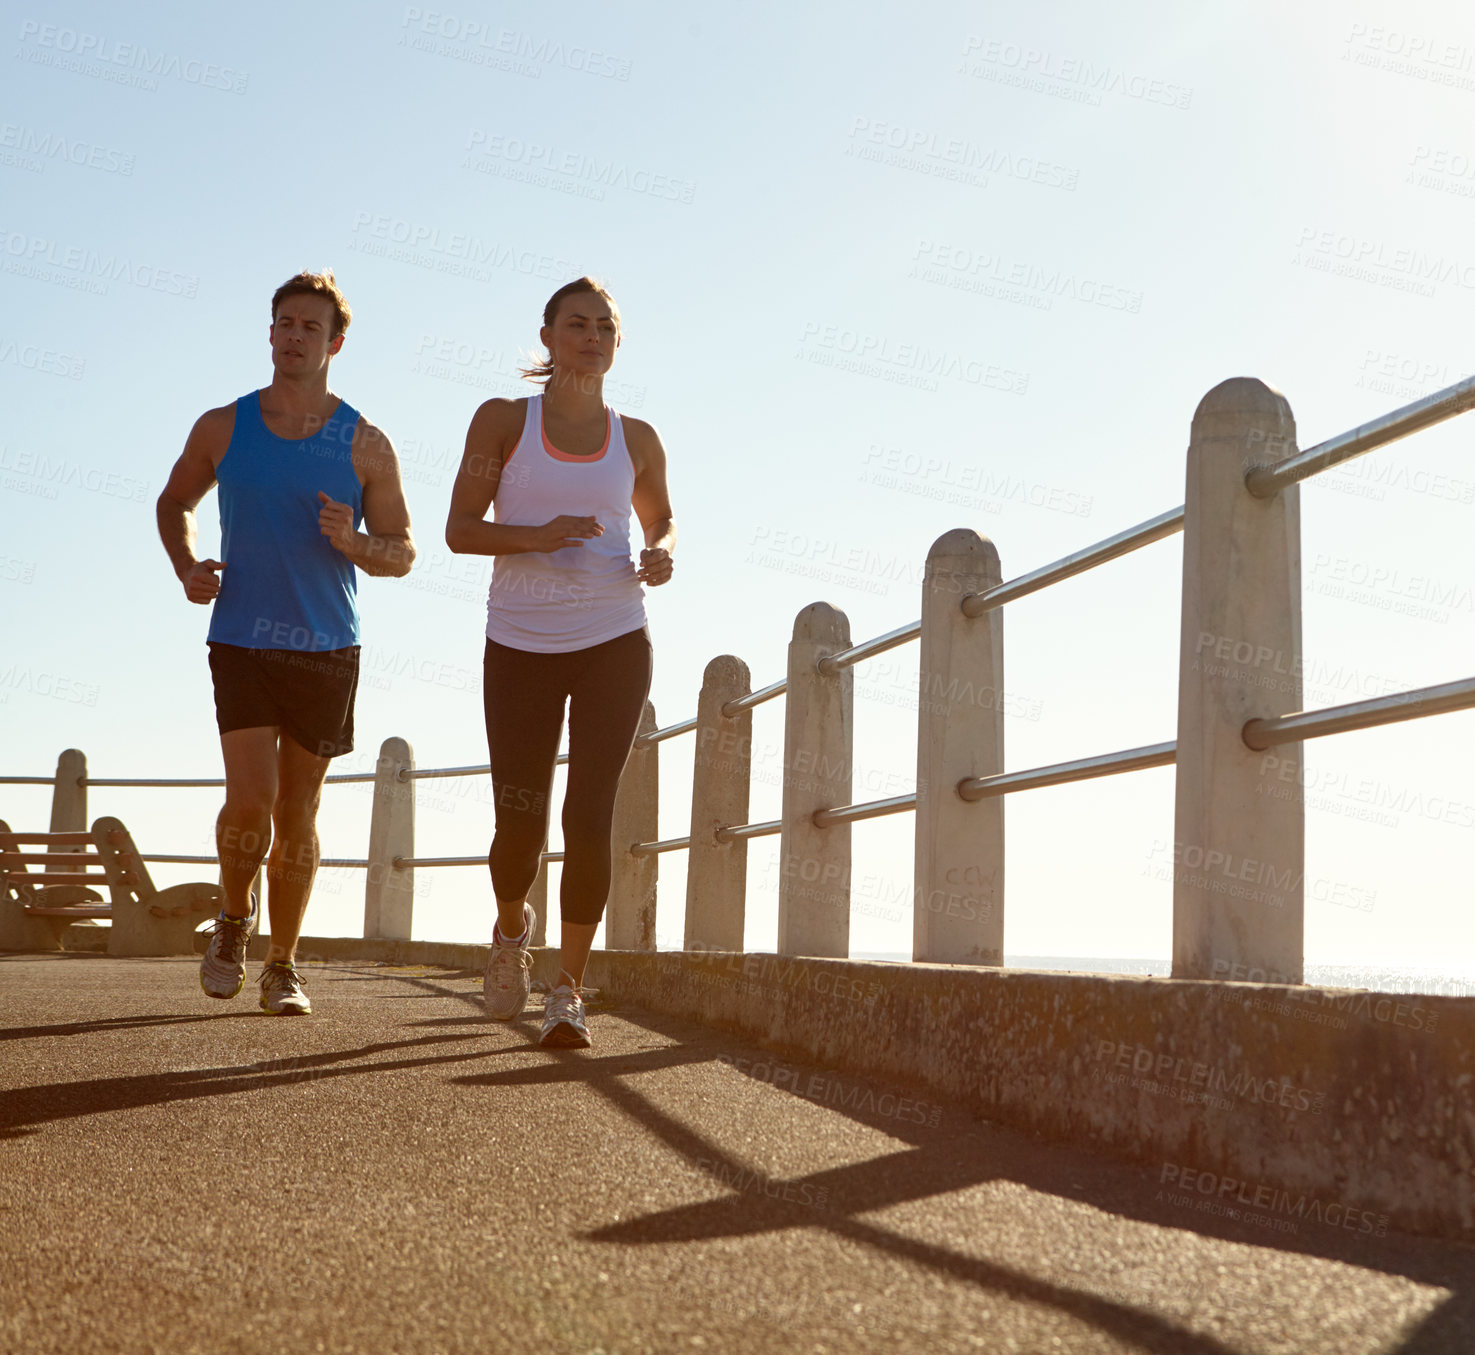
[2,953,1472,1355]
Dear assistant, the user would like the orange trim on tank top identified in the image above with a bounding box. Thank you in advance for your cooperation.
[540,403,611,462]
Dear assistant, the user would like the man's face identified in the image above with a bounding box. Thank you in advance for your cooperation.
[270,293,342,376]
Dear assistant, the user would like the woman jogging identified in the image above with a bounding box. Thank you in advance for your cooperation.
[445,277,675,1048]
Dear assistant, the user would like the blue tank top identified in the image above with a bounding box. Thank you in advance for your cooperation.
[208,390,364,651]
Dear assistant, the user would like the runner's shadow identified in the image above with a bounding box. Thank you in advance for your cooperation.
[0,1029,515,1138]
[0,1012,260,1042]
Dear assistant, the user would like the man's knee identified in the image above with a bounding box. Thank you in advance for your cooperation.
[273,789,323,828]
[222,787,275,824]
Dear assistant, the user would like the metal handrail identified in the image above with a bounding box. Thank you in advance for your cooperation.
[820,621,922,676]
[812,792,917,827]
[639,718,697,746]
[715,817,782,842]
[721,678,788,716]
[392,850,565,868]
[962,507,1186,618]
[1242,676,1475,751]
[630,834,692,857]
[406,754,567,781]
[1246,373,1475,499]
[958,740,1177,801]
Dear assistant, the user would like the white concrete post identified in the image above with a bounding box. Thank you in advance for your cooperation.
[49,749,87,835]
[686,656,752,952]
[1173,378,1304,981]
[529,835,549,946]
[365,736,415,940]
[914,530,1005,964]
[605,701,658,950]
[49,749,88,877]
[778,603,852,958]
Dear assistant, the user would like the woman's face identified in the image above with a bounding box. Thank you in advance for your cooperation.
[541,292,620,379]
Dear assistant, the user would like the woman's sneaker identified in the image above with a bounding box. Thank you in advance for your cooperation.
[483,903,537,1019]
[540,984,591,1048]
[259,961,312,1015]
[199,894,259,999]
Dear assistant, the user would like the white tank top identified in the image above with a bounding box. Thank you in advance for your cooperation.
[484,394,647,652]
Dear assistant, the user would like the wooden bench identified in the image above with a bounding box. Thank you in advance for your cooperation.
[0,815,224,956]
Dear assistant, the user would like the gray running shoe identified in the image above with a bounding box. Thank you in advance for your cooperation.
[199,894,258,1000]
[540,984,591,1048]
[483,903,536,1020]
[259,962,312,1015]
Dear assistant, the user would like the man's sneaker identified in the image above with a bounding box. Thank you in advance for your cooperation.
[199,894,258,1000]
[540,984,591,1048]
[259,962,312,1015]
[483,903,536,1020]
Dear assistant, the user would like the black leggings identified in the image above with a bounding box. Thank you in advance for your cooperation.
[483,627,653,926]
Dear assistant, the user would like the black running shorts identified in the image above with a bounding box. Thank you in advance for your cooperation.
[207,642,360,759]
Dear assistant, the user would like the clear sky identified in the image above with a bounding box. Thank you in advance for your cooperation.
[3,0,1473,971]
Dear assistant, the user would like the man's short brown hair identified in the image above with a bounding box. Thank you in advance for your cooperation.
[271,269,352,338]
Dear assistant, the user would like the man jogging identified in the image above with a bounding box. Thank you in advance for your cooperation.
[157,269,415,1014]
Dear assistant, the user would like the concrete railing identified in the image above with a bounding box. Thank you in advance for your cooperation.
[9,374,1475,982]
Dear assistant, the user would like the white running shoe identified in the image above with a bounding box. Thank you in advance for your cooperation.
[483,903,536,1020]
[540,984,591,1048]
[258,962,312,1016]
[199,894,258,1000]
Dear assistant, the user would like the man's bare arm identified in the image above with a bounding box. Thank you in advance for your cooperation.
[157,405,232,604]
[321,419,417,578]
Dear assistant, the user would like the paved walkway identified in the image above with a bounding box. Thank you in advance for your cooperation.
[2,953,1472,1354]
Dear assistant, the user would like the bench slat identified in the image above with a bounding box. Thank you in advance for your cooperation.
[23,905,111,918]
[7,872,115,886]
[3,852,103,866]
[0,831,94,847]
